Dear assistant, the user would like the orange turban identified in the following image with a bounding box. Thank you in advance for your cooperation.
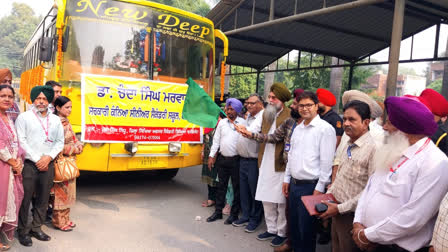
[316,88,336,107]
[0,69,12,83]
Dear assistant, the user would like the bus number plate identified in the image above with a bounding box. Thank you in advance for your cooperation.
[135,157,167,168]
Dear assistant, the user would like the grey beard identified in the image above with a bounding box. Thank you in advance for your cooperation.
[372,131,410,174]
[36,107,47,113]
[264,104,280,126]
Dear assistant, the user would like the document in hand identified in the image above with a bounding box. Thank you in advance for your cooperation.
[301,193,337,216]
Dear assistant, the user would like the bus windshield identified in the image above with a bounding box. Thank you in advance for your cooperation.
[63,0,214,92]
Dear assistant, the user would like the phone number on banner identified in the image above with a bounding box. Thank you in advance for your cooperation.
[84,125,201,142]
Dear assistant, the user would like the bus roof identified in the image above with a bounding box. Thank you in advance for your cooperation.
[24,0,215,55]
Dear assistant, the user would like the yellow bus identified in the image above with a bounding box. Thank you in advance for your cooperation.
[20,0,228,178]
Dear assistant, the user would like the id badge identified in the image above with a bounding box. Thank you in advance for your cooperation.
[44,139,53,148]
[284,143,290,152]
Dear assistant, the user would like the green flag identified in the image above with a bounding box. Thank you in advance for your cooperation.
[182,78,224,128]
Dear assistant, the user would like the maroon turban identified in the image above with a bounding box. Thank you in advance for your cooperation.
[385,96,437,136]
[293,88,304,102]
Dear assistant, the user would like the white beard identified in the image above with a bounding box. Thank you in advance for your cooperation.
[372,131,410,174]
[264,104,280,126]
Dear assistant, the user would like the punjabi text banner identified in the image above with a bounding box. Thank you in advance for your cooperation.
[81,74,202,143]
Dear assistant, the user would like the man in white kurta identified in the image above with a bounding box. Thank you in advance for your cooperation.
[254,83,291,247]
[352,96,448,252]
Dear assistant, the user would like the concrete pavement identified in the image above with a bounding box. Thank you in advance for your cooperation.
[9,165,331,252]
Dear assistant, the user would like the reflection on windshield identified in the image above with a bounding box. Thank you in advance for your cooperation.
[155,31,212,80]
[63,18,149,81]
[63,18,213,92]
[107,29,149,75]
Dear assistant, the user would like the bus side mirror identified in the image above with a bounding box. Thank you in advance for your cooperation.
[39,37,53,62]
[62,25,70,52]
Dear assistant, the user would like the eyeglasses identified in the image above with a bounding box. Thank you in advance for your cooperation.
[246,101,259,106]
[298,103,316,109]
[1,80,12,84]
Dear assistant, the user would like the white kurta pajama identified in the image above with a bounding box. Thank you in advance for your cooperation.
[255,118,287,237]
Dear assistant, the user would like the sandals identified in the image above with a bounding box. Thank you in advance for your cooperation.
[201,200,215,207]
[0,243,10,251]
[59,225,73,232]
[68,221,76,228]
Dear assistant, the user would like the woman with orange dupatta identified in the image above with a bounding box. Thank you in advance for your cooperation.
[0,85,24,251]
[51,96,83,232]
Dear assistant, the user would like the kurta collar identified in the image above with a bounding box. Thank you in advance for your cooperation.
[403,137,429,159]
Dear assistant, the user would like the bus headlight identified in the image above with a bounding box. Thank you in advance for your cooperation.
[125,142,138,155]
[169,142,181,153]
[90,143,105,148]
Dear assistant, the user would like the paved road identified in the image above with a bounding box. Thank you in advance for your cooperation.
[10,165,331,252]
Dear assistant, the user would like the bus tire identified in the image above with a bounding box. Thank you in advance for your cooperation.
[157,168,179,180]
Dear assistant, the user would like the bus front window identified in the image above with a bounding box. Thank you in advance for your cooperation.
[63,18,150,81]
[154,31,213,93]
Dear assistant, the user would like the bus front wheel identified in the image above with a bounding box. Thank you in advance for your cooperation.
[157,168,179,180]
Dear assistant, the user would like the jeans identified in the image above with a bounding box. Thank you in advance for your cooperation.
[239,158,262,226]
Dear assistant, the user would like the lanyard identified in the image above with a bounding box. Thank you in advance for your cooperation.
[389,138,431,174]
[33,110,51,141]
[289,121,298,140]
[347,144,356,160]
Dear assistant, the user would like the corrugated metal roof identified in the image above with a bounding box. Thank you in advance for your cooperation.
[208,0,448,70]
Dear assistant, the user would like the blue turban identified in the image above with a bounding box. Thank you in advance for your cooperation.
[226,98,243,113]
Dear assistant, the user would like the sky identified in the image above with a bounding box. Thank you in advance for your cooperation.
[1,0,446,76]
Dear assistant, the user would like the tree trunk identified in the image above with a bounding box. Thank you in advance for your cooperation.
[442,39,448,100]
[264,62,276,100]
[329,57,344,113]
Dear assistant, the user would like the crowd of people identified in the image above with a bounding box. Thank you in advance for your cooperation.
[2,65,448,252]
[0,68,82,250]
[200,82,448,252]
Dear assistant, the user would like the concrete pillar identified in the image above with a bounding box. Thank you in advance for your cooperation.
[385,0,405,98]
[264,62,276,100]
[329,57,344,113]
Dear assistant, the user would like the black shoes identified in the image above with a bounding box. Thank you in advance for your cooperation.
[18,234,32,247]
[317,230,331,245]
[30,230,51,241]
[224,215,238,225]
[18,230,51,246]
[206,212,223,222]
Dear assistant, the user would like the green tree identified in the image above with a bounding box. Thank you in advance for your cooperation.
[150,0,211,16]
[227,55,379,100]
[228,66,261,99]
[427,79,442,93]
[0,3,40,77]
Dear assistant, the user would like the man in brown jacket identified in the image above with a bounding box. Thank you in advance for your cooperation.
[254,83,291,247]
